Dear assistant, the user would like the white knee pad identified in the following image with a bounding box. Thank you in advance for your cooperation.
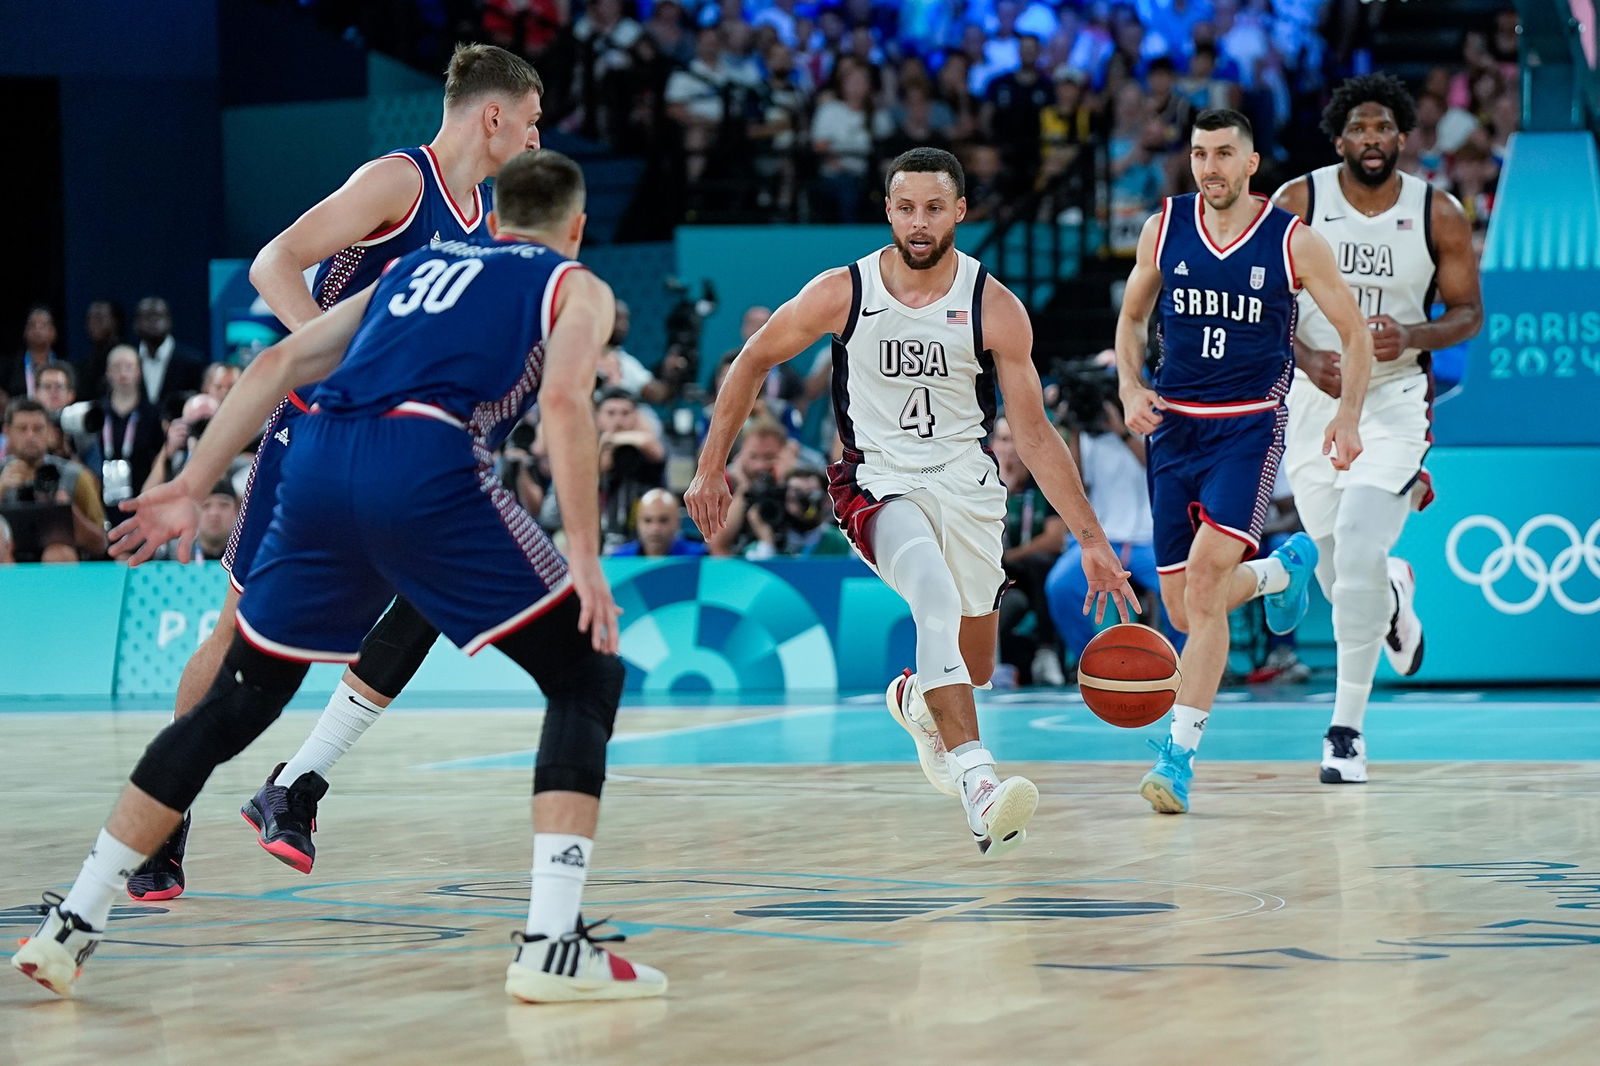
[1330,486,1409,647]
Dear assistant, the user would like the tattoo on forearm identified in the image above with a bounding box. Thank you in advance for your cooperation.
[1078,527,1099,544]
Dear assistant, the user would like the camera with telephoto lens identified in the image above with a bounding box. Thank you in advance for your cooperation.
[1051,358,1119,434]
[745,472,787,531]
[662,276,717,396]
[56,401,105,437]
[15,463,61,504]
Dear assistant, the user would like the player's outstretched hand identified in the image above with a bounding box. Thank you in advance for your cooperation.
[1296,346,1342,398]
[1322,414,1363,472]
[108,481,200,567]
[569,555,623,654]
[1079,541,1142,624]
[685,468,733,540]
[1119,385,1166,436]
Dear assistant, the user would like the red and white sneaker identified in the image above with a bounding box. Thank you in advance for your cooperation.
[12,892,103,997]
[1384,558,1425,677]
[886,670,957,797]
[506,917,667,1003]
[966,776,1039,859]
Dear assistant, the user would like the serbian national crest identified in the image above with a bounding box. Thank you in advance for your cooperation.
[1249,266,1265,290]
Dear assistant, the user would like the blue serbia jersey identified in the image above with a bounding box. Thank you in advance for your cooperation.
[310,239,583,443]
[309,145,493,311]
[1153,193,1300,403]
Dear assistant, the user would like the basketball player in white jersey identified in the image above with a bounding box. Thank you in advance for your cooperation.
[1273,74,1483,783]
[687,147,1139,856]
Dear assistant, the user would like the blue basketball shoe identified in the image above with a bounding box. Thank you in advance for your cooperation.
[1264,532,1319,635]
[1138,736,1195,814]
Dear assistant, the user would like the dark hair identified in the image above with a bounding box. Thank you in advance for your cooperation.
[5,397,47,427]
[24,303,54,324]
[495,150,586,231]
[1147,56,1177,76]
[596,386,636,407]
[885,146,966,199]
[1320,73,1418,140]
[786,465,826,486]
[38,360,75,391]
[1192,107,1254,144]
[444,43,544,106]
[1193,41,1218,60]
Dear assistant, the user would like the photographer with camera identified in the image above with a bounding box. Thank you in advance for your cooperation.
[0,398,107,561]
[32,361,84,464]
[991,416,1069,687]
[141,392,253,500]
[1043,358,1169,673]
[743,465,851,560]
[706,416,792,556]
[595,387,666,552]
[62,345,165,517]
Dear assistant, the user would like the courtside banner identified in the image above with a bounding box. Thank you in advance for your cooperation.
[1392,446,1600,681]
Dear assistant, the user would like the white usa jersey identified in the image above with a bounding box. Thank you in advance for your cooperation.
[1294,164,1438,386]
[832,247,995,466]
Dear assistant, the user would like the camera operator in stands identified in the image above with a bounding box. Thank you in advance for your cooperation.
[743,465,851,559]
[0,398,107,561]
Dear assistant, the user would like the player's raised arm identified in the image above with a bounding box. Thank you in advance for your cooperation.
[985,277,1140,624]
[109,288,376,564]
[685,267,852,538]
[1114,212,1169,435]
[249,157,424,331]
[1291,221,1373,469]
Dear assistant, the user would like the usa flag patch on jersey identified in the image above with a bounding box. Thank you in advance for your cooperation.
[946,309,969,324]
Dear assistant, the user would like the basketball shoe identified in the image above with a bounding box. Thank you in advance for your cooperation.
[1139,736,1195,814]
[1383,557,1425,676]
[1264,532,1319,635]
[11,893,103,997]
[886,669,957,796]
[127,811,190,901]
[966,776,1039,858]
[506,917,667,1003]
[1320,726,1368,784]
[241,763,327,874]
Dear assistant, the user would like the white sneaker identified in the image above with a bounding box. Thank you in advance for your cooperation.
[506,918,667,1003]
[967,776,1039,858]
[886,670,957,797]
[1032,647,1066,686]
[1320,726,1368,784]
[11,893,103,997]
[1383,558,1425,676]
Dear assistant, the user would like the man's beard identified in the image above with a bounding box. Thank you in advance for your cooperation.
[1345,147,1399,187]
[1201,179,1243,210]
[894,228,955,271]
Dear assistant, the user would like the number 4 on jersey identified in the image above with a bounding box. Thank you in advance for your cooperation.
[899,386,936,437]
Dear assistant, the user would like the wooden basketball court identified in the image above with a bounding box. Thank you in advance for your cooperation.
[5,691,1600,1064]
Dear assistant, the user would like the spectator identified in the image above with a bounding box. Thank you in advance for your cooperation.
[33,361,80,463]
[1450,140,1499,249]
[985,34,1053,191]
[596,301,673,406]
[1107,82,1168,254]
[610,488,708,556]
[570,0,645,141]
[743,465,851,558]
[596,387,667,550]
[80,299,126,396]
[749,42,809,212]
[78,345,164,515]
[1145,57,1195,152]
[666,26,756,184]
[202,361,240,403]
[646,0,695,66]
[0,398,107,561]
[959,141,1007,221]
[133,297,207,413]
[933,51,983,142]
[176,480,239,562]
[142,392,251,495]
[991,416,1068,686]
[1038,67,1095,195]
[1177,42,1237,113]
[810,62,893,221]
[3,305,60,399]
[752,0,800,48]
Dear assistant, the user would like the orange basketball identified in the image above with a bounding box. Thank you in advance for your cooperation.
[1077,624,1181,728]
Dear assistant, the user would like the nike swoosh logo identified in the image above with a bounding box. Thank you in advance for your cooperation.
[979,471,989,484]
[861,307,888,316]
[1401,382,1421,393]
[943,664,961,673]
[1322,215,1346,222]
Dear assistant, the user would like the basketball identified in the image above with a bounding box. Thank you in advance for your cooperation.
[1077,624,1182,728]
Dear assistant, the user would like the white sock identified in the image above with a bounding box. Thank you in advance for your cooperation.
[1331,679,1372,732]
[1242,557,1289,598]
[276,681,384,785]
[1168,704,1209,751]
[62,829,148,929]
[526,834,592,939]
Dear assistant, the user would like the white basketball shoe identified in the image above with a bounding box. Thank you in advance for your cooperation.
[886,670,958,796]
[1320,726,1368,784]
[1383,558,1425,676]
[11,893,103,997]
[506,917,667,1003]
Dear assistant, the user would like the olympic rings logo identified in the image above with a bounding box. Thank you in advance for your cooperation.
[1445,515,1600,615]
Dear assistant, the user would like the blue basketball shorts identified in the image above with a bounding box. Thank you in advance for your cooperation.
[221,395,306,591]
[235,411,571,661]
[1146,403,1286,574]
